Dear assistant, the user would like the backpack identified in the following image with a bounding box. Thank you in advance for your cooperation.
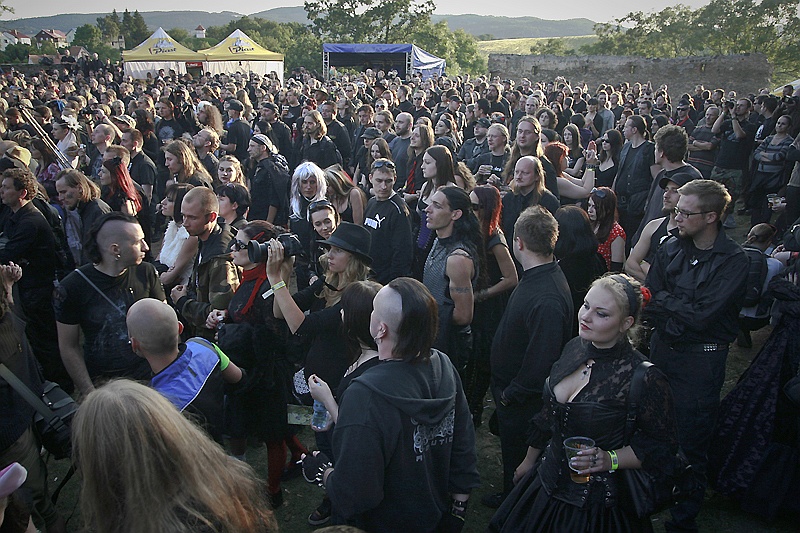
[741,245,768,308]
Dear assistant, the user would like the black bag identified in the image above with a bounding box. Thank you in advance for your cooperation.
[0,364,77,460]
[617,361,701,518]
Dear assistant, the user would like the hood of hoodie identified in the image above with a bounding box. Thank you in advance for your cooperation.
[351,350,457,425]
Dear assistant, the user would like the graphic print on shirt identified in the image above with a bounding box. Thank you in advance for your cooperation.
[412,409,455,460]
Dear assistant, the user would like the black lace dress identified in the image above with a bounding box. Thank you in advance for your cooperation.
[490,337,679,533]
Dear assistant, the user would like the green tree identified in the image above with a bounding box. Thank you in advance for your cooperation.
[304,0,434,43]
[168,27,190,45]
[0,0,13,18]
[579,0,800,82]
[0,43,29,63]
[73,24,103,50]
[129,11,151,46]
[530,38,575,56]
[96,10,121,41]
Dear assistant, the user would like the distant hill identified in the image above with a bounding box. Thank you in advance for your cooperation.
[477,36,599,57]
[2,7,596,41]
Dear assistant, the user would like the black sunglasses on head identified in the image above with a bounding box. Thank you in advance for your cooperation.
[308,199,334,213]
[372,160,396,170]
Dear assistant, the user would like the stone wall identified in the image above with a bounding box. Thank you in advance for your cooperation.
[488,53,772,96]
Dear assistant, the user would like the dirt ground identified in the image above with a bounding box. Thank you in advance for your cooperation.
[49,210,797,532]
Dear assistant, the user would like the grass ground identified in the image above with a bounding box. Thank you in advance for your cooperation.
[476,36,598,57]
[48,206,796,532]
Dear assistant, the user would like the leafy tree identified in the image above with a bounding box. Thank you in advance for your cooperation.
[129,11,151,46]
[0,43,29,63]
[530,38,575,56]
[304,0,434,43]
[579,0,800,81]
[0,0,12,18]
[73,24,103,50]
[96,10,121,41]
[168,27,190,44]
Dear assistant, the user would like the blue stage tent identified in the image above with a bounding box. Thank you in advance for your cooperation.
[322,43,446,79]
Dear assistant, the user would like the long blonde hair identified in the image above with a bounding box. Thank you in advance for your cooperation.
[318,252,370,307]
[72,380,277,533]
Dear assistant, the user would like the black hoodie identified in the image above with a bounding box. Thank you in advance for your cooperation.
[327,350,480,532]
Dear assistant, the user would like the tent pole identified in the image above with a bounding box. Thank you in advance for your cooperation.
[406,52,412,80]
[323,51,329,80]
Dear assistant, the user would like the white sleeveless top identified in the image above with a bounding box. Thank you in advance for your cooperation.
[158,221,192,285]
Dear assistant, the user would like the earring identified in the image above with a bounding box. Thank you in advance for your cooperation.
[115,253,121,261]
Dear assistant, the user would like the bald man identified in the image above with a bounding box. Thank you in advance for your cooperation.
[128,298,242,442]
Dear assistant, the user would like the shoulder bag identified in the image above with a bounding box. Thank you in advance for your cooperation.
[617,361,701,518]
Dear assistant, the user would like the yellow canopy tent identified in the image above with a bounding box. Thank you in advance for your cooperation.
[198,29,284,83]
[122,27,206,79]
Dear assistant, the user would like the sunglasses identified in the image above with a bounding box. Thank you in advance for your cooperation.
[591,188,608,199]
[231,239,248,251]
[308,199,334,213]
[372,160,396,170]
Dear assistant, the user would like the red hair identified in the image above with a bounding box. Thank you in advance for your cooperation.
[103,158,142,213]
[472,185,502,237]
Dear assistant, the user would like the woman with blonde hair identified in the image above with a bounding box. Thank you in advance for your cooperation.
[197,101,224,135]
[72,380,277,533]
[163,140,213,188]
[266,223,372,525]
[217,155,247,187]
[236,89,255,122]
[323,165,366,225]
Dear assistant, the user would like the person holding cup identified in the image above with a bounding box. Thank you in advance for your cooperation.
[490,273,679,532]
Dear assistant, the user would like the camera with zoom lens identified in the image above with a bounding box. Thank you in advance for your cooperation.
[247,233,303,263]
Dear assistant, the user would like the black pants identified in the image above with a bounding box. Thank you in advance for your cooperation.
[19,286,71,392]
[490,384,542,495]
[649,332,728,532]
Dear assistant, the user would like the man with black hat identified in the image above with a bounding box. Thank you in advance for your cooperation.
[247,134,291,226]
[625,168,693,282]
[221,99,251,164]
[259,102,292,160]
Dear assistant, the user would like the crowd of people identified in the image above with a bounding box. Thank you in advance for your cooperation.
[0,60,799,533]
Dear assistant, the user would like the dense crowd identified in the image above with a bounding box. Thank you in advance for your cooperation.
[0,60,799,533]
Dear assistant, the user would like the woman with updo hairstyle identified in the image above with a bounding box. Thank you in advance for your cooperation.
[588,187,626,272]
[72,380,278,533]
[491,273,679,533]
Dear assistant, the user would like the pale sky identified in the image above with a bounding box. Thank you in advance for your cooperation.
[7,0,713,25]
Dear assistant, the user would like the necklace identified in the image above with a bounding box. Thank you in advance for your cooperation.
[582,361,594,379]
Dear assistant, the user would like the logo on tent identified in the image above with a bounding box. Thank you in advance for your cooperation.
[149,38,177,55]
[228,37,255,54]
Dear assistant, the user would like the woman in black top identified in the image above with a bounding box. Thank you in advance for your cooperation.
[464,185,518,426]
[490,274,678,532]
[595,129,623,188]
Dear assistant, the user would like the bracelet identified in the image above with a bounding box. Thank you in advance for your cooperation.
[586,164,598,172]
[270,280,286,292]
[608,449,619,471]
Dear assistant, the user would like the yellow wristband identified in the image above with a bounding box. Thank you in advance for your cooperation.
[271,280,286,292]
[608,449,619,471]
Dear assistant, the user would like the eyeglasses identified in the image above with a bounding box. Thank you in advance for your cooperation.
[674,207,711,218]
[231,239,248,251]
[371,160,395,170]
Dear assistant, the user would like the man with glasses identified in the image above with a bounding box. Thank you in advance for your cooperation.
[363,159,413,283]
[411,92,431,122]
[645,179,747,533]
[674,99,696,135]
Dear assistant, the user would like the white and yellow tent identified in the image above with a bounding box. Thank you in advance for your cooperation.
[198,29,284,83]
[122,27,205,78]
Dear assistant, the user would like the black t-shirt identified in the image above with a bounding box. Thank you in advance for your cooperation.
[54,263,165,379]
[714,118,758,171]
[155,118,185,144]
[226,118,252,163]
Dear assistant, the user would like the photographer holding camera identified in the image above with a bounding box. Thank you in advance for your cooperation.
[265,222,372,524]
[710,98,758,226]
